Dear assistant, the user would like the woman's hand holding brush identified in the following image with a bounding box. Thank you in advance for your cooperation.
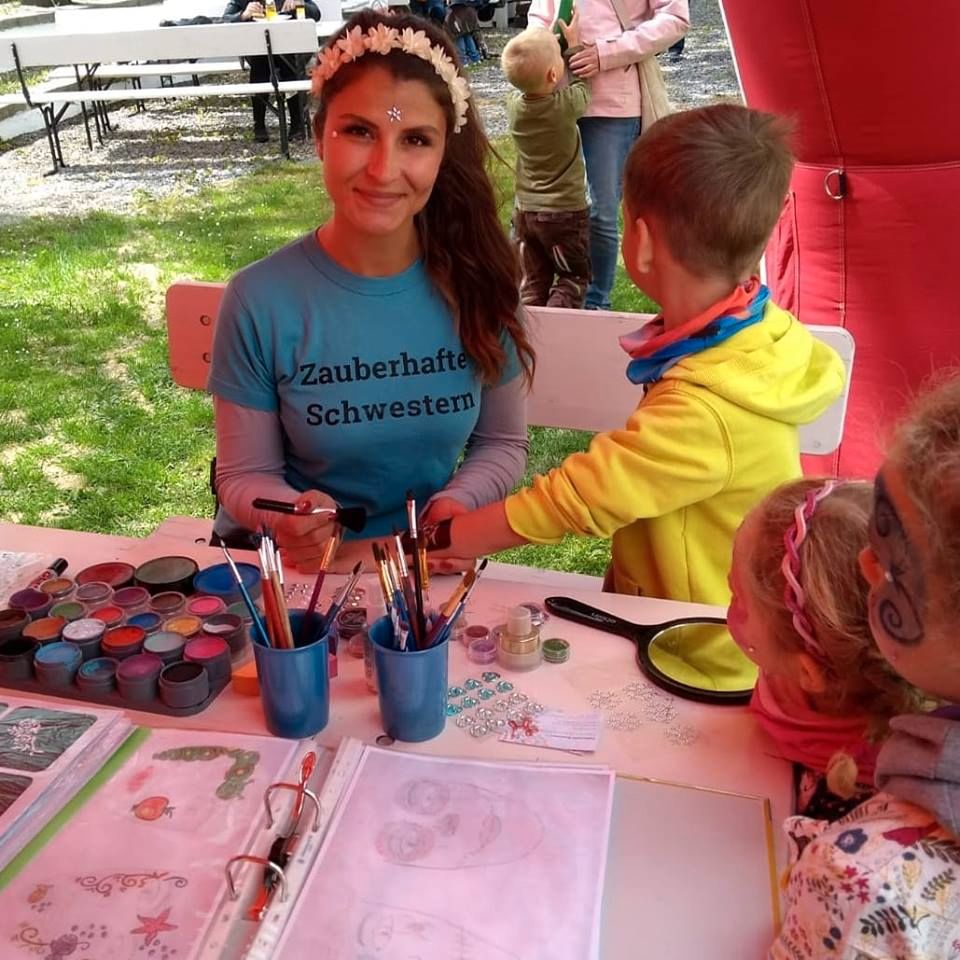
[263,490,341,572]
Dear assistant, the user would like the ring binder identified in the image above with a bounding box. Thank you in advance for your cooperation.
[226,752,322,923]
[225,855,288,903]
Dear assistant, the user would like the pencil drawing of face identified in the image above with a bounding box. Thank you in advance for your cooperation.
[354,902,519,960]
[374,778,543,869]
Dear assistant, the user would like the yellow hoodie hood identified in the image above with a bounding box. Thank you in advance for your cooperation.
[505,301,846,688]
[660,301,844,427]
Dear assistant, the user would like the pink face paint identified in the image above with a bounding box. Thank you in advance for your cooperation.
[186,595,227,619]
[183,636,231,685]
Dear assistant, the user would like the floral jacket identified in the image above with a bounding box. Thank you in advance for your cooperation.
[771,793,960,959]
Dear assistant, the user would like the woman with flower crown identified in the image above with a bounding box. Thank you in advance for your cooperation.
[208,10,535,570]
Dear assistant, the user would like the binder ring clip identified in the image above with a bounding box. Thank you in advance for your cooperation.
[264,751,321,831]
[824,168,847,200]
[225,855,288,902]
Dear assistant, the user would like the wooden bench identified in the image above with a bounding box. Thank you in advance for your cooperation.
[165,279,854,454]
[6,19,319,173]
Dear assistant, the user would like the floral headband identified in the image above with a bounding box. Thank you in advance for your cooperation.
[780,480,841,660]
[311,23,471,134]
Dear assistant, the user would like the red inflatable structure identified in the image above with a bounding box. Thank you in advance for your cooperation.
[721,0,960,476]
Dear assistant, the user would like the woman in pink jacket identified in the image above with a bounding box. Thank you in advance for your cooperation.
[527,0,687,310]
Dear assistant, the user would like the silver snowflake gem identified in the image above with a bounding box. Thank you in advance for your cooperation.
[387,105,403,123]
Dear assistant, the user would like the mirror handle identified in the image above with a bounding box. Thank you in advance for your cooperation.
[544,596,640,640]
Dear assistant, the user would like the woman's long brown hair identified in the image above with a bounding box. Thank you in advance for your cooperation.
[312,10,535,386]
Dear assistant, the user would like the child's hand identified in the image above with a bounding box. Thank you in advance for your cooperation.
[559,7,580,49]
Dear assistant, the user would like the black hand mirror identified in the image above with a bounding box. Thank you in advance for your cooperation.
[544,596,754,706]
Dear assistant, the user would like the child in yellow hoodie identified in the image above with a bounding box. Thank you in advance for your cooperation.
[431,104,845,686]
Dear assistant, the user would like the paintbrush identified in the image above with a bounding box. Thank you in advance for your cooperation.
[221,545,272,648]
[392,528,420,630]
[259,533,293,649]
[405,491,428,649]
[433,557,488,647]
[372,543,403,649]
[252,497,367,534]
[382,543,416,647]
[299,528,343,645]
[424,566,476,647]
[320,560,364,632]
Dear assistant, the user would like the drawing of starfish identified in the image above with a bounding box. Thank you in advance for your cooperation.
[130,908,176,946]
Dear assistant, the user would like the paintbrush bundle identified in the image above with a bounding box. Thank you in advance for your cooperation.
[370,526,488,653]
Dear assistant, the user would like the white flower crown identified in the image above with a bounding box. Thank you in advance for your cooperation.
[312,23,471,134]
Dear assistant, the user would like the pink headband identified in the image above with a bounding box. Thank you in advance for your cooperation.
[780,480,841,660]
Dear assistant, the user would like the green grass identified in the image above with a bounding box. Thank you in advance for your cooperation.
[0,140,655,577]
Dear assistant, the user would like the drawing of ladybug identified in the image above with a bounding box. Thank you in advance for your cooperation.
[132,796,174,821]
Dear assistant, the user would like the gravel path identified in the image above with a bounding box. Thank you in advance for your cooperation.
[0,0,737,224]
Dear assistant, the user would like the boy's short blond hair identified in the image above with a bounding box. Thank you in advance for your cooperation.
[624,103,794,283]
[501,27,560,94]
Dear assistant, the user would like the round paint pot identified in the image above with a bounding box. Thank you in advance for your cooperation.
[34,641,83,687]
[465,624,491,645]
[75,581,113,610]
[101,624,146,660]
[183,635,232,686]
[39,577,75,602]
[452,617,470,646]
[467,635,498,664]
[76,657,119,696]
[0,636,40,682]
[62,618,107,661]
[542,638,571,664]
[22,616,67,646]
[116,653,164,703]
[91,605,124,629]
[49,600,87,623]
[226,601,255,642]
[0,608,30,642]
[149,591,186,618]
[186,594,227,620]
[202,613,246,655]
[158,660,210,710]
[75,561,135,589]
[112,585,150,617]
[127,611,162,635]
[135,555,200,596]
[8,588,52,620]
[142,631,186,665]
[164,614,202,640]
[193,562,262,605]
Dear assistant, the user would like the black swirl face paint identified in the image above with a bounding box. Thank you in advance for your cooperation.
[868,473,927,646]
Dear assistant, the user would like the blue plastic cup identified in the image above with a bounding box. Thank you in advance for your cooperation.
[252,609,330,739]
[371,616,448,742]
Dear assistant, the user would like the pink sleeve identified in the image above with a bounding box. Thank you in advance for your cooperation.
[597,0,689,71]
[525,0,555,29]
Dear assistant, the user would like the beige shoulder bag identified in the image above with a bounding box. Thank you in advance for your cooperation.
[607,0,673,130]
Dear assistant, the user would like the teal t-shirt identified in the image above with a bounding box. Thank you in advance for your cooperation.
[208,232,520,538]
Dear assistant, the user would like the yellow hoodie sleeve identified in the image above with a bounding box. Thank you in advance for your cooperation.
[506,385,731,543]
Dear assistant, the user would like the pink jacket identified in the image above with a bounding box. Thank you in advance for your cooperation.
[528,0,688,117]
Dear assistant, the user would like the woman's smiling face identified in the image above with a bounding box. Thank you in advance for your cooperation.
[319,66,447,245]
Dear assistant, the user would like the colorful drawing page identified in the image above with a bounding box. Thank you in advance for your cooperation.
[0,728,297,960]
[0,698,133,869]
[274,748,616,960]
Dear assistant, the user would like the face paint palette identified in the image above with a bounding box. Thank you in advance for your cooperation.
[0,558,260,717]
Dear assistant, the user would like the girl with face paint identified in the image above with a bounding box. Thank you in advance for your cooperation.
[727,478,923,822]
[771,373,960,960]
